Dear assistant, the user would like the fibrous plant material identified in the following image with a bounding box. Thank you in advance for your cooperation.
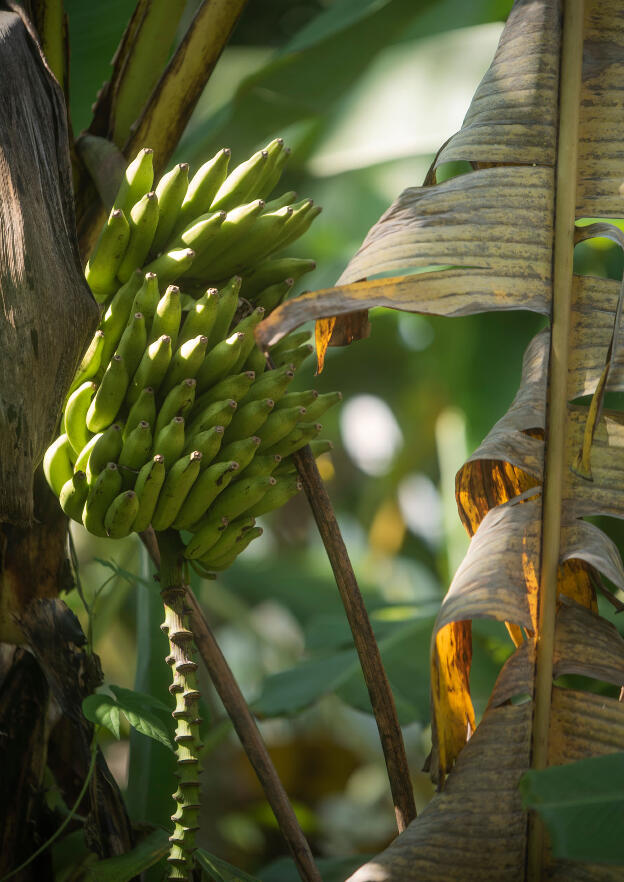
[256,1,624,879]
[0,9,98,526]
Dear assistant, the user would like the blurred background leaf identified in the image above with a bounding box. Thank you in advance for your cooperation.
[520,753,624,864]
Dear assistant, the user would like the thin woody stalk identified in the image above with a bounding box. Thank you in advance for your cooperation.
[158,530,202,881]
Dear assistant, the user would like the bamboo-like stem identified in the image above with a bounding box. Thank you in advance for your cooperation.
[77,0,248,259]
[292,443,416,833]
[124,0,248,179]
[527,2,584,879]
[110,1,187,147]
[141,530,323,882]
[158,531,202,881]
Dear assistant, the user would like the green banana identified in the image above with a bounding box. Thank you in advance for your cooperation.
[153,416,186,468]
[118,420,153,471]
[203,526,263,570]
[154,378,196,438]
[182,514,229,560]
[242,364,294,404]
[204,473,276,524]
[209,276,242,344]
[183,425,223,466]
[178,288,219,346]
[256,406,307,451]
[254,138,286,199]
[216,436,260,472]
[186,399,237,439]
[262,190,297,212]
[144,247,195,285]
[66,381,97,455]
[131,272,161,329]
[161,334,208,394]
[272,343,314,371]
[243,453,282,478]
[255,143,291,201]
[246,475,302,518]
[309,439,333,458]
[43,433,74,495]
[229,308,266,373]
[180,292,197,310]
[210,148,268,212]
[188,201,265,278]
[175,210,225,255]
[273,199,321,252]
[244,343,268,375]
[74,432,101,474]
[117,191,160,282]
[204,206,292,278]
[174,148,230,234]
[99,271,144,366]
[173,460,239,532]
[301,391,342,422]
[59,470,89,522]
[115,311,147,379]
[132,454,166,532]
[195,332,244,392]
[254,278,293,312]
[197,515,255,565]
[265,421,322,458]
[126,334,172,404]
[86,355,129,432]
[124,386,157,440]
[193,371,255,412]
[86,423,123,481]
[85,208,130,300]
[105,490,140,538]
[151,450,203,531]
[270,331,311,357]
[239,257,316,298]
[273,439,332,476]
[113,147,154,216]
[83,461,123,537]
[68,330,106,395]
[152,162,189,254]
[276,389,318,411]
[150,285,181,348]
[224,398,274,442]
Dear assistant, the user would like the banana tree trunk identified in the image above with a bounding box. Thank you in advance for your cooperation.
[0,7,130,873]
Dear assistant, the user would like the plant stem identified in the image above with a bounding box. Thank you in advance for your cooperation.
[292,443,417,833]
[140,529,323,882]
[527,1,584,879]
[157,530,202,881]
[124,0,248,179]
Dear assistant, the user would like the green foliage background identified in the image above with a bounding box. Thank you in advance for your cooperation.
[56,1,624,878]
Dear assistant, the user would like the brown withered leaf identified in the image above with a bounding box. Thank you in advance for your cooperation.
[258,0,624,877]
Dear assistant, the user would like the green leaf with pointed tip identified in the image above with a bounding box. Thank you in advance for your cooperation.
[196,848,262,882]
[519,753,624,864]
[86,828,169,881]
[82,693,121,739]
[109,685,174,751]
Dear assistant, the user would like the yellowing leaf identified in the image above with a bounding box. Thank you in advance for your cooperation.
[257,0,624,877]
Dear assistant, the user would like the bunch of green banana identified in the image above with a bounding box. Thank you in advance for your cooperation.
[44,141,340,571]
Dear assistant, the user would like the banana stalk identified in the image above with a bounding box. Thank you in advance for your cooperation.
[158,532,202,882]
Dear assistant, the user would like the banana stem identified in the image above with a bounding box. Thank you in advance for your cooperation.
[158,530,202,881]
[140,528,323,882]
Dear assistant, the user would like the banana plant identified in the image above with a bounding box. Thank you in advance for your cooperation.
[257,0,624,877]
